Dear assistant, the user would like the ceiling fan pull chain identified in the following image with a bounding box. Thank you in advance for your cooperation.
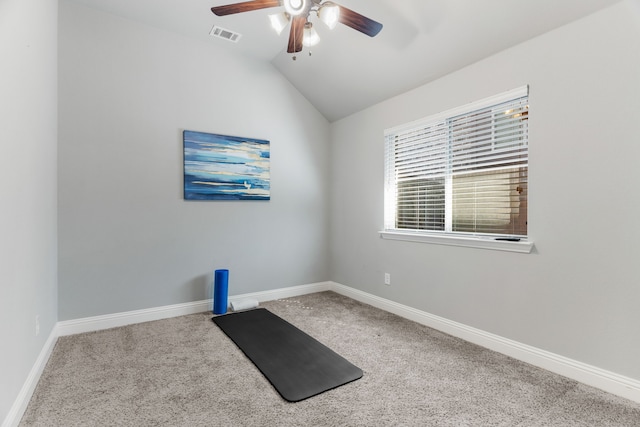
[292,16,297,60]
[292,30,297,60]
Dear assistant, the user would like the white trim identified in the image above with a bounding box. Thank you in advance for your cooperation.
[330,282,640,403]
[379,230,534,253]
[57,300,212,336]
[228,281,333,305]
[4,281,332,426]
[57,281,333,336]
[2,326,58,427]
[6,279,640,427]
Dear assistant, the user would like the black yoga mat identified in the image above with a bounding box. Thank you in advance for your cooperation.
[212,308,363,402]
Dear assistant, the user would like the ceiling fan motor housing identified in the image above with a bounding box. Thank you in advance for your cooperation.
[284,0,313,17]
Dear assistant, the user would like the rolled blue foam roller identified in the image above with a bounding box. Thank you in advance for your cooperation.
[213,269,229,315]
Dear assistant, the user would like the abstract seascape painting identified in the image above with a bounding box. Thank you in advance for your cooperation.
[183,130,270,200]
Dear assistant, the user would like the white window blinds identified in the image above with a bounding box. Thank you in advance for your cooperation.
[384,86,529,237]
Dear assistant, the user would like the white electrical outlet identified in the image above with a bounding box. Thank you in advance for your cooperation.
[35,315,40,336]
[384,273,391,286]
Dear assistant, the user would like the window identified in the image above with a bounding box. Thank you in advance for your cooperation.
[384,87,529,242]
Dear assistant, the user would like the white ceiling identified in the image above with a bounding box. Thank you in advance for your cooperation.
[68,0,622,122]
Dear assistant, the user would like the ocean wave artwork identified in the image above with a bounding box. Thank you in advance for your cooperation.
[183,130,270,200]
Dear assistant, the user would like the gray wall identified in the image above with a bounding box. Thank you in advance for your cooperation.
[330,1,640,382]
[58,2,331,320]
[0,0,58,422]
[4,1,639,421]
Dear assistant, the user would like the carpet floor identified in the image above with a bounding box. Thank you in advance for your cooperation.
[20,291,640,426]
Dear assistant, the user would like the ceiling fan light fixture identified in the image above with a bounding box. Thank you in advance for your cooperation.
[210,0,383,58]
[268,12,290,35]
[302,21,320,47]
[318,3,340,30]
[284,0,308,17]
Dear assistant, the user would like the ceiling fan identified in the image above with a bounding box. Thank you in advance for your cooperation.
[211,0,383,57]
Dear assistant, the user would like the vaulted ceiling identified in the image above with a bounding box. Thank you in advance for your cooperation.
[68,0,622,121]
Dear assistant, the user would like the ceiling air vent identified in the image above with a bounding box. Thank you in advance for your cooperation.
[209,25,242,43]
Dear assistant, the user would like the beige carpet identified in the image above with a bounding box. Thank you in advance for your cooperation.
[20,292,640,426]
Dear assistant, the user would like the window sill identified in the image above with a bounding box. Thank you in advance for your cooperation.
[379,231,534,254]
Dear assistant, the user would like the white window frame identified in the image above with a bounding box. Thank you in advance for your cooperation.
[380,86,533,254]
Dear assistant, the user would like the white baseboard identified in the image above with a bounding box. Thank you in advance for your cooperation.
[4,281,332,427]
[57,300,212,336]
[228,281,333,305]
[330,281,640,404]
[6,279,639,427]
[57,281,333,337]
[2,327,58,427]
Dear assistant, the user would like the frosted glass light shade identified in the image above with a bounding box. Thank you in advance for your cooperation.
[318,3,340,29]
[269,12,289,35]
[303,22,320,46]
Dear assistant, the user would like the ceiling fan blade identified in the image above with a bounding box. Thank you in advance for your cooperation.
[287,16,305,53]
[337,5,383,37]
[211,0,281,16]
